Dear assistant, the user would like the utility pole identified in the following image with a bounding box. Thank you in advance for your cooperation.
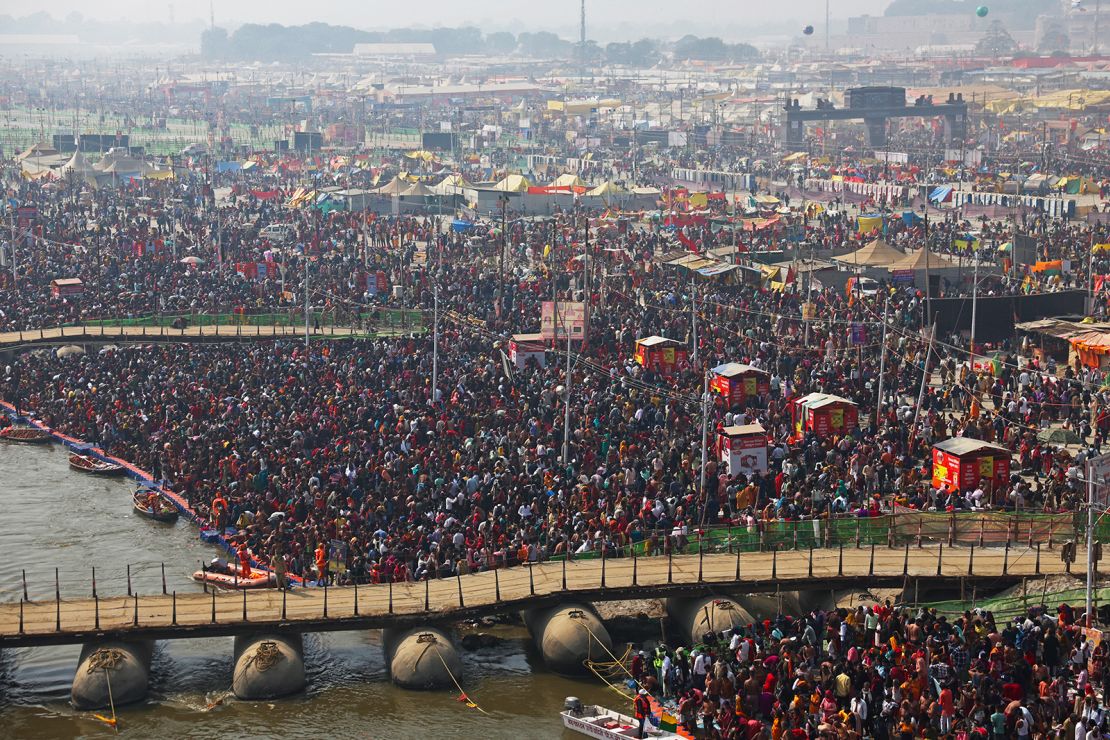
[699,369,709,519]
[562,308,573,465]
[1087,461,1095,628]
[970,241,980,370]
[498,194,508,320]
[691,275,698,366]
[875,291,890,430]
[8,206,15,288]
[431,283,439,406]
[825,0,831,54]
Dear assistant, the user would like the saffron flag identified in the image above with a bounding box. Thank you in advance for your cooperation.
[676,230,700,253]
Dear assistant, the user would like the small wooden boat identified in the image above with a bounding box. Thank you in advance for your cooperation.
[191,569,276,589]
[69,453,125,476]
[561,698,685,740]
[0,426,52,444]
[133,489,179,522]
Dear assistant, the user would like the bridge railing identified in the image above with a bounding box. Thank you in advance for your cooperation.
[0,545,1074,643]
[0,512,1090,606]
[539,511,1081,566]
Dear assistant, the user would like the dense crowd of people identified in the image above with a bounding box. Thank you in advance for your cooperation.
[632,599,1110,739]
[3,142,1110,737]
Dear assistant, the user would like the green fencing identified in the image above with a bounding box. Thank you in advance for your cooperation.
[65,309,426,334]
[547,512,1091,564]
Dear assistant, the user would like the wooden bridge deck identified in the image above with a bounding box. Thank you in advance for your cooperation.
[0,546,1076,647]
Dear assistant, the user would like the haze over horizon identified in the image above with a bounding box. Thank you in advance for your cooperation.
[11,1,892,40]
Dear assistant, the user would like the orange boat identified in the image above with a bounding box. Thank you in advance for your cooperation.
[0,426,52,444]
[191,569,276,589]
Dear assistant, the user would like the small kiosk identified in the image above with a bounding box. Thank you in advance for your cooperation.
[932,437,1011,493]
[719,423,768,477]
[50,278,84,298]
[791,392,859,438]
[633,336,688,375]
[508,333,547,369]
[710,362,771,407]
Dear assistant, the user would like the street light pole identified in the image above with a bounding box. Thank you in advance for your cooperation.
[431,283,439,406]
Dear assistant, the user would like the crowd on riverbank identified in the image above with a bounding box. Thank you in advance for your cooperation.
[633,599,1110,739]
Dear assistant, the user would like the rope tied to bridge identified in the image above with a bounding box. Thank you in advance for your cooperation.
[426,638,491,716]
[245,640,283,672]
[87,647,125,674]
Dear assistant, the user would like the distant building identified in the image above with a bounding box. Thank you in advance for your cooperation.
[352,43,437,57]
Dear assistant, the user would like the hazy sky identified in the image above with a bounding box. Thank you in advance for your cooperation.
[20,0,892,35]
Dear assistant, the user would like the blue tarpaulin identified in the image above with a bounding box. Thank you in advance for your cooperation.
[451,219,475,233]
[929,186,953,203]
[216,161,242,173]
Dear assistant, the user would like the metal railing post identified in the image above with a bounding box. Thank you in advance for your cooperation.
[22,570,27,602]
[127,564,132,597]
[388,580,394,613]
[495,568,501,602]
[808,546,814,578]
[838,545,844,577]
[457,573,464,607]
[902,543,910,575]
[868,544,875,576]
[162,563,167,595]
[354,581,359,616]
[245,589,250,621]
[133,594,139,626]
[771,548,778,580]
[968,545,975,576]
[1003,542,1009,575]
[936,544,944,576]
[1036,543,1041,575]
[212,590,217,623]
[667,548,673,584]
[172,591,177,625]
[55,568,61,632]
[529,562,536,594]
[424,578,430,611]
[92,567,97,599]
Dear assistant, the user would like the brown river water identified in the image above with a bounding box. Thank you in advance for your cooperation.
[0,442,617,739]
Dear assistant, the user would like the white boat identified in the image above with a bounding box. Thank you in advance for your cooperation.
[561,697,684,740]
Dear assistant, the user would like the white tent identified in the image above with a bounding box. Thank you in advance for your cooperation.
[432,173,475,195]
[60,151,95,175]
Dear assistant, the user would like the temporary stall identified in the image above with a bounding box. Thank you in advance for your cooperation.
[790,392,858,438]
[932,437,1011,493]
[709,362,770,407]
[1067,330,1110,370]
[633,336,688,375]
[719,423,768,478]
[508,333,547,369]
[50,278,84,298]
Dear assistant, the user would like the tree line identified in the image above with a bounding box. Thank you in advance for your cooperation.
[200,23,759,64]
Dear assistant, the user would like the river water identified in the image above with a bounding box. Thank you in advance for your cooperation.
[0,442,617,739]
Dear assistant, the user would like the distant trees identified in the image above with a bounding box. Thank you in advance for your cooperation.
[197,22,757,65]
[975,20,1018,56]
[672,35,760,62]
